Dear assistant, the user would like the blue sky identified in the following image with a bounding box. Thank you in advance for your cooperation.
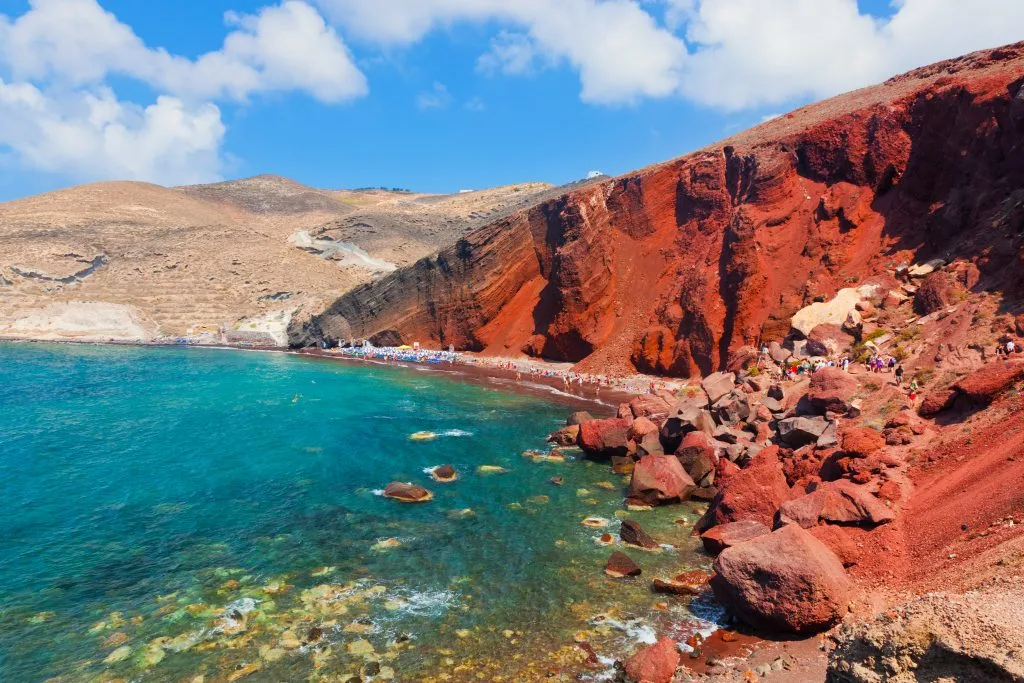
[0,0,1020,200]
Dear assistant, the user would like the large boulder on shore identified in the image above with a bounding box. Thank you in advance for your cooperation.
[567,411,594,426]
[702,371,736,404]
[578,418,633,459]
[675,431,717,486]
[696,446,791,531]
[700,519,771,555]
[777,480,895,529]
[628,455,695,505]
[622,636,680,683]
[918,386,957,416]
[807,367,858,415]
[777,416,830,447]
[628,394,673,422]
[711,524,854,634]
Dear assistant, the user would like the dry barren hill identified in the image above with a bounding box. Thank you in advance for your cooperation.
[0,176,553,343]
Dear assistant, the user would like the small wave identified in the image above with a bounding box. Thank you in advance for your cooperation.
[441,429,473,437]
[225,597,259,615]
[589,615,657,645]
[371,489,385,496]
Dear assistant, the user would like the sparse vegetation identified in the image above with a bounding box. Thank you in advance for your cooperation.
[914,367,935,385]
[897,326,920,342]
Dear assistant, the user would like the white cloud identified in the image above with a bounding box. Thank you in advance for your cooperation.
[318,0,688,104]
[0,0,367,104]
[0,80,225,184]
[676,0,1024,110]
[318,0,1024,109]
[416,81,453,110]
[0,0,365,187]
[464,96,486,112]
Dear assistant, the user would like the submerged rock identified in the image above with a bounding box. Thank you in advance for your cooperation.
[383,481,434,503]
[651,570,710,596]
[408,431,437,441]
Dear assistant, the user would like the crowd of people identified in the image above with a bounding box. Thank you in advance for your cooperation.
[757,343,921,400]
[479,359,676,397]
[331,345,461,364]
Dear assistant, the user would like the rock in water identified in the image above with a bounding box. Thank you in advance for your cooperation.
[578,417,633,459]
[619,519,660,550]
[651,570,710,596]
[604,551,642,578]
[382,481,433,503]
[548,424,580,446]
[430,465,458,482]
[622,636,680,683]
[711,525,853,634]
[628,455,695,505]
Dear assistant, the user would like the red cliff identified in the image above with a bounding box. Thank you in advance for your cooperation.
[290,42,1024,377]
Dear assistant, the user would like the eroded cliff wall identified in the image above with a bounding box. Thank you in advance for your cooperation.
[291,43,1024,377]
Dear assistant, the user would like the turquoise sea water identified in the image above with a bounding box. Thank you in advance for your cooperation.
[0,343,716,682]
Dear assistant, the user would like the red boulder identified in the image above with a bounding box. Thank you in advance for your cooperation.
[700,519,771,555]
[777,479,895,528]
[807,367,859,415]
[696,446,792,532]
[629,394,674,423]
[840,427,885,457]
[711,525,854,634]
[914,271,965,315]
[954,360,1024,406]
[622,636,680,683]
[579,417,634,459]
[629,455,695,505]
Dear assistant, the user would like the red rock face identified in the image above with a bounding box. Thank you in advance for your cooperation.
[291,44,1024,378]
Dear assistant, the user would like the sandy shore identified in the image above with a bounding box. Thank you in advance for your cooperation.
[296,347,654,413]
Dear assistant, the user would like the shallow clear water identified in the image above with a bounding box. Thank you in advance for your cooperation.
[0,343,716,681]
